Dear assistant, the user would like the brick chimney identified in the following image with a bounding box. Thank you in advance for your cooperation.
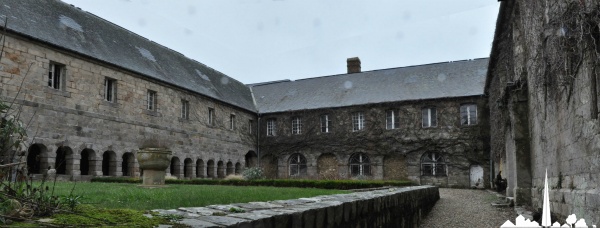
[347,57,361,74]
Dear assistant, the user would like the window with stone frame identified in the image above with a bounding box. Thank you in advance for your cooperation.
[48,62,65,90]
[181,99,189,120]
[460,104,477,126]
[320,114,331,133]
[351,112,365,132]
[248,119,254,134]
[421,107,437,128]
[349,153,371,177]
[291,116,302,135]
[266,118,276,136]
[420,152,446,176]
[208,108,215,126]
[386,109,400,129]
[104,78,117,103]
[288,153,307,177]
[230,114,236,130]
[147,90,157,111]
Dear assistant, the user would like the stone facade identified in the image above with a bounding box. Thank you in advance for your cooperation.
[486,0,600,224]
[258,97,490,187]
[0,34,256,180]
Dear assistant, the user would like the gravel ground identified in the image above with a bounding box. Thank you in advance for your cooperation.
[419,188,515,228]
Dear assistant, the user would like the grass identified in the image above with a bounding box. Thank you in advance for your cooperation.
[48,182,348,210]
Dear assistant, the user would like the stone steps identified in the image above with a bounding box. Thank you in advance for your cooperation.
[490,191,514,208]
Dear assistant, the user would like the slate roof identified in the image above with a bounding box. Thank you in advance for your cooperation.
[251,58,489,113]
[0,0,256,112]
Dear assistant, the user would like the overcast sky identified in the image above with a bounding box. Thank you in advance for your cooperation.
[60,0,500,84]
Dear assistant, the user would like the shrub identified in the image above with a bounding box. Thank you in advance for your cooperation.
[242,167,265,180]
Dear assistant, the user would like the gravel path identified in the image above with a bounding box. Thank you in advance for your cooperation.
[419,188,515,228]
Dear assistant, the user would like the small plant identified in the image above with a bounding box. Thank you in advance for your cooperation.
[61,195,83,211]
[212,211,227,216]
[229,207,245,213]
[242,167,265,180]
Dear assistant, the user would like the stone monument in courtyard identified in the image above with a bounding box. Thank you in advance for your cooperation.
[137,147,172,186]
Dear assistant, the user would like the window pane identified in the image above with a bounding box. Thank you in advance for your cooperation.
[469,105,477,125]
[422,109,429,127]
[386,110,393,129]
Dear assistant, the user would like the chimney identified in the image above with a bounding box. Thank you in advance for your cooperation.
[347,57,361,74]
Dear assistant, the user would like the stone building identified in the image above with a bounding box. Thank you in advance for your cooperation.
[0,0,258,180]
[251,58,491,187]
[486,0,600,224]
[0,0,492,188]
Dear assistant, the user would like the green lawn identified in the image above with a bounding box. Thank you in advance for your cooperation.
[48,182,348,210]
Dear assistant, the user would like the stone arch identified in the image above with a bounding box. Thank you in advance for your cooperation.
[196,159,205,178]
[317,153,338,179]
[245,151,258,168]
[260,154,278,179]
[288,153,307,177]
[27,144,47,175]
[207,160,215,178]
[170,156,181,178]
[217,161,225,178]
[80,148,95,176]
[55,146,74,175]
[122,152,135,176]
[184,158,193,179]
[235,162,242,175]
[383,154,407,180]
[348,153,371,177]
[102,151,117,176]
[226,161,234,176]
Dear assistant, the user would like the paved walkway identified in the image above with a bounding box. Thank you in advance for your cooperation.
[419,188,515,228]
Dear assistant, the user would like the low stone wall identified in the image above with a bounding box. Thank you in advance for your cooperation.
[153,186,439,227]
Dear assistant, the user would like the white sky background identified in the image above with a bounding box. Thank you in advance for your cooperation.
[60,0,500,84]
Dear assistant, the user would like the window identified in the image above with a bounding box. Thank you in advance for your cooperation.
[266,118,276,136]
[181,100,189,119]
[460,104,477,126]
[289,153,307,177]
[147,90,157,111]
[320,114,331,133]
[248,120,254,134]
[208,108,214,125]
[352,112,365,131]
[291,117,302,135]
[421,152,446,176]
[48,62,65,90]
[422,107,437,128]
[386,110,400,129]
[349,153,371,177]
[104,78,116,102]
[230,114,236,130]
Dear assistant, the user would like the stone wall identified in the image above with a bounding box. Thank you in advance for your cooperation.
[258,97,490,187]
[153,186,439,228]
[486,0,600,224]
[0,34,257,180]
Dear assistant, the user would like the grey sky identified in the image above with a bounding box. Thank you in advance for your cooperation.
[60,0,499,84]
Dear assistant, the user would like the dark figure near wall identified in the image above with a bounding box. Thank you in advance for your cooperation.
[495,171,507,192]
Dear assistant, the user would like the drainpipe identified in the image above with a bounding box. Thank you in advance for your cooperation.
[257,114,261,167]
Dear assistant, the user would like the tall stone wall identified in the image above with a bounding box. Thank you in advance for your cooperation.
[258,97,489,187]
[0,34,257,179]
[487,0,600,223]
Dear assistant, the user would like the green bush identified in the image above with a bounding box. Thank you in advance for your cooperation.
[91,177,414,190]
[242,167,265,180]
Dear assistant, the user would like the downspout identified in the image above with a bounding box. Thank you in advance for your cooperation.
[257,114,261,167]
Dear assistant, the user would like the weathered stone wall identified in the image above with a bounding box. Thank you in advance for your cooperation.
[259,97,490,187]
[487,0,600,224]
[0,34,257,179]
[154,186,439,228]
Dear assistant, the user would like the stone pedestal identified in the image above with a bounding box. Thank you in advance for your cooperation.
[137,148,171,186]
